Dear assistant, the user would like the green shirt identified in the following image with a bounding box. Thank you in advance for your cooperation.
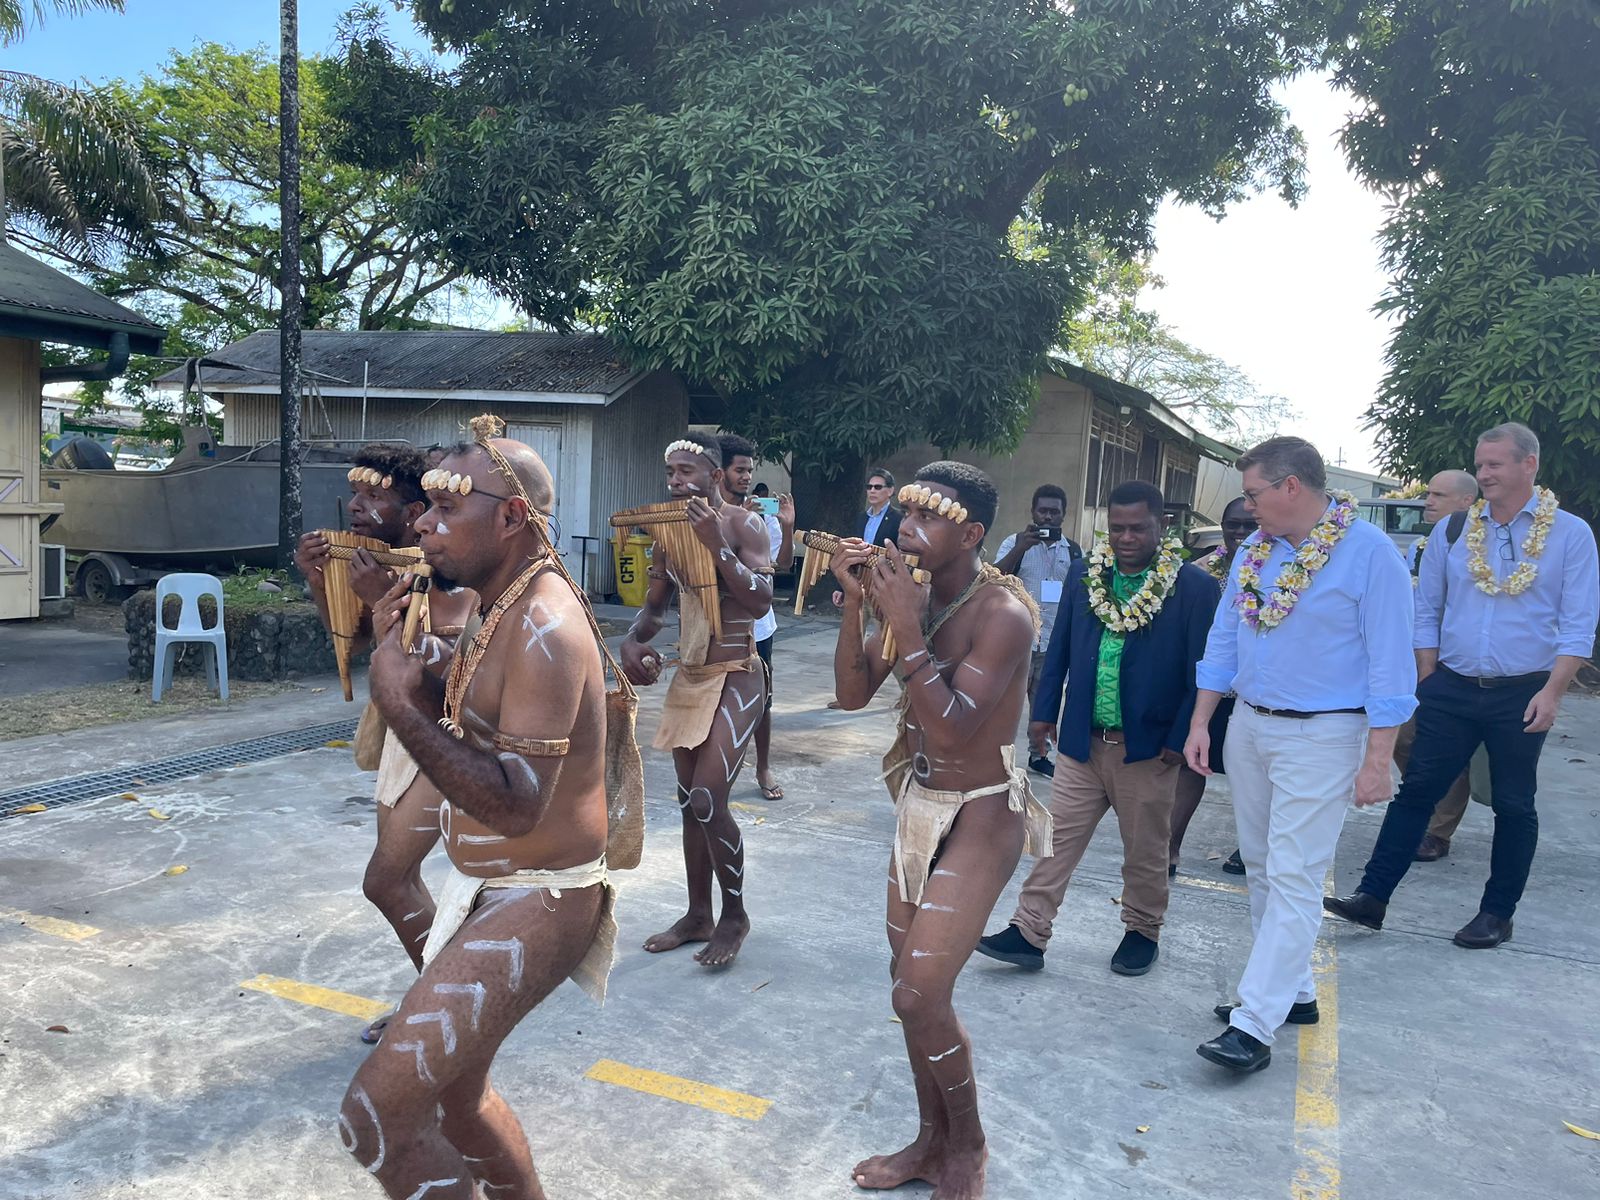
[1092,566,1150,729]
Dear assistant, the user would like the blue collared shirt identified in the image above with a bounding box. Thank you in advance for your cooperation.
[1415,494,1599,675]
[1197,504,1418,727]
[864,506,889,548]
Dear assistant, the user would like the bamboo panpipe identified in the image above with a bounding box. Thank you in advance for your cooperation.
[318,530,426,701]
[792,530,929,661]
[609,500,722,638]
[400,564,434,654]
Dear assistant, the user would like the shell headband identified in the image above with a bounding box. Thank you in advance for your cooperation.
[347,466,394,490]
[899,483,969,524]
[421,415,547,530]
[664,439,711,463]
[420,468,473,495]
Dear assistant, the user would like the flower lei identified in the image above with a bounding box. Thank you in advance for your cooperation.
[1464,487,1558,596]
[1199,548,1230,580]
[1086,533,1185,633]
[1235,491,1357,631]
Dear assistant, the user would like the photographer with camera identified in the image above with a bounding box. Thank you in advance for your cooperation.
[994,484,1084,776]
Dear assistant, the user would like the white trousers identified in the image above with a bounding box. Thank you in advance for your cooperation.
[1225,704,1368,1045]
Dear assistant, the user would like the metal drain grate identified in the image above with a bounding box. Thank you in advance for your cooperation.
[0,718,360,819]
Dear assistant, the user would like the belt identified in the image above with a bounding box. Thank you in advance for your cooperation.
[1246,702,1366,720]
[1091,727,1125,744]
[1439,666,1550,690]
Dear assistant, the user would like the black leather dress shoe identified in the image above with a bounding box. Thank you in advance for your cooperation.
[1214,999,1319,1025]
[1222,848,1245,875]
[976,924,1045,969]
[1323,892,1387,931]
[1110,930,1158,976]
[1453,911,1513,949]
[1028,754,1056,779]
[1197,1027,1271,1073]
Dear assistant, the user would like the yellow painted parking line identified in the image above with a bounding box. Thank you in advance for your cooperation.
[1292,942,1341,1200]
[0,908,100,941]
[585,1059,773,1121]
[239,974,389,1021]
[729,802,765,814]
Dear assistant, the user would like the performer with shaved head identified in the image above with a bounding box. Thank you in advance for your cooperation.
[832,461,1051,1200]
[340,416,628,1200]
[294,444,477,1043]
[620,434,774,968]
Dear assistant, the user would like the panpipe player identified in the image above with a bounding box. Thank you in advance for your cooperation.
[293,444,477,1044]
[618,435,774,968]
[343,415,620,1200]
[830,462,1051,1200]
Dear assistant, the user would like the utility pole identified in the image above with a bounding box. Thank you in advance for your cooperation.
[278,0,304,572]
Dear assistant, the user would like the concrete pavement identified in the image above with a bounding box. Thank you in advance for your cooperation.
[2,620,1597,1199]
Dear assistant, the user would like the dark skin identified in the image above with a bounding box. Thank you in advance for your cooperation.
[832,484,1035,1200]
[1027,502,1182,769]
[993,494,1067,576]
[621,448,773,967]
[346,443,607,1200]
[719,452,796,799]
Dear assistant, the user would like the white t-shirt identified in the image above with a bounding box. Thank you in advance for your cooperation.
[753,513,784,643]
[995,534,1078,650]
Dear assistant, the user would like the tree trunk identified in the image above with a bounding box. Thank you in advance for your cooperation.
[278,0,304,574]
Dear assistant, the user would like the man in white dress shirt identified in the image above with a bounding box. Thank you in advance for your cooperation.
[1184,437,1417,1073]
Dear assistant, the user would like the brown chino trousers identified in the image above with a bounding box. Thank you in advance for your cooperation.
[1395,714,1471,841]
[1010,734,1179,949]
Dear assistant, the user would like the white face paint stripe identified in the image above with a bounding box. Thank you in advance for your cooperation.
[434,520,450,536]
[405,1010,457,1055]
[464,938,525,991]
[913,526,931,545]
[433,981,486,1031]
[929,1044,963,1062]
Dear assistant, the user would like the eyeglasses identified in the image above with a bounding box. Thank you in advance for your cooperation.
[1241,476,1289,504]
[1222,520,1259,532]
[1494,525,1517,563]
[866,483,889,491]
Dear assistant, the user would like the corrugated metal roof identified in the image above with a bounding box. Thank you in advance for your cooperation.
[151,329,644,399]
[0,242,166,352]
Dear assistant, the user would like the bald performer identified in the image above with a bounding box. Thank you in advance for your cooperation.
[342,416,619,1200]
[1399,469,1481,860]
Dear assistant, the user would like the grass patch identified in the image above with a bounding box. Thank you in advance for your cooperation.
[0,677,300,742]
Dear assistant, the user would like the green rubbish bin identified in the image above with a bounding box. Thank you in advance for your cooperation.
[614,533,652,607]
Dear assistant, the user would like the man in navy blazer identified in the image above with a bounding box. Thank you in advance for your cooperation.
[978,481,1218,976]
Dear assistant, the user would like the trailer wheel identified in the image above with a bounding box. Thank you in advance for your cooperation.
[77,559,118,605]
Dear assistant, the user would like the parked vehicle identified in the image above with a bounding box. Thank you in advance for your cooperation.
[1356,497,1430,560]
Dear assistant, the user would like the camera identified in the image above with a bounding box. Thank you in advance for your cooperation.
[1033,525,1061,542]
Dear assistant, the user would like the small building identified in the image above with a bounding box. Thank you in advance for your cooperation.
[881,359,1240,547]
[0,242,165,619]
[153,330,689,592]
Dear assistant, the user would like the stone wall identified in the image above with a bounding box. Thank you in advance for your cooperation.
[123,591,362,682]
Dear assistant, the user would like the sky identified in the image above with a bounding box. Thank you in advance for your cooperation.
[12,2,1390,470]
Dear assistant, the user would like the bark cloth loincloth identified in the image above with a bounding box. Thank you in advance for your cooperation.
[422,856,617,1004]
[653,583,760,751]
[373,726,421,809]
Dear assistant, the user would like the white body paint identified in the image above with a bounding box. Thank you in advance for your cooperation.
[434,520,450,536]
[403,1180,460,1200]
[920,902,957,912]
[929,1044,963,1062]
[433,981,486,1030]
[391,1039,436,1084]
[405,1010,457,1055]
[520,605,564,660]
[464,937,525,991]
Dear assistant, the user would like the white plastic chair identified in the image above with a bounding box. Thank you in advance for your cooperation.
[152,573,229,702]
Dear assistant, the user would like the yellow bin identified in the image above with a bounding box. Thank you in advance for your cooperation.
[614,533,653,607]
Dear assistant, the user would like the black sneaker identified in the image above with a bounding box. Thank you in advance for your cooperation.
[975,925,1044,970]
[1222,848,1245,875]
[1110,930,1159,976]
[1028,754,1055,779]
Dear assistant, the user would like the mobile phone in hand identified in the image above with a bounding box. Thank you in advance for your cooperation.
[756,498,780,516]
[1034,525,1060,542]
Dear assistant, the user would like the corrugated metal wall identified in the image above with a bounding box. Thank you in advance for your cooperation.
[224,378,687,596]
[588,372,690,594]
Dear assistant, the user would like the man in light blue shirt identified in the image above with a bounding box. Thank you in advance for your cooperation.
[1327,422,1599,949]
[1183,437,1416,1074]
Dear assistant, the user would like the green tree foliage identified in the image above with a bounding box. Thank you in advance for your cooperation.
[17,43,473,435]
[1329,0,1600,526]
[1063,243,1294,444]
[1,0,173,257]
[327,0,1322,513]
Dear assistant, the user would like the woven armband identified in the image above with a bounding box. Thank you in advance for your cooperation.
[490,733,571,757]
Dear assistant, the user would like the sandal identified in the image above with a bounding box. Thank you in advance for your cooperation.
[360,1010,396,1045]
[758,781,784,801]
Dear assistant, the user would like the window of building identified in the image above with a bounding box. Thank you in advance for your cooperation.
[1086,411,1143,508]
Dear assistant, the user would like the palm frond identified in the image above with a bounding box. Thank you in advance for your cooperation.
[1,68,179,259]
[0,1,125,46]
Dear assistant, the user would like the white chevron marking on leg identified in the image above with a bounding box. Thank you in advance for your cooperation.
[433,982,486,1031]
[464,937,524,991]
[391,1040,436,1084]
[929,1043,963,1062]
[405,1009,457,1055]
[404,1179,459,1200]
[718,834,742,855]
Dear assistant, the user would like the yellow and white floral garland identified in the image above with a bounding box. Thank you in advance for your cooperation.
[1236,490,1358,631]
[1199,548,1230,580]
[1086,532,1185,633]
[1464,486,1558,596]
